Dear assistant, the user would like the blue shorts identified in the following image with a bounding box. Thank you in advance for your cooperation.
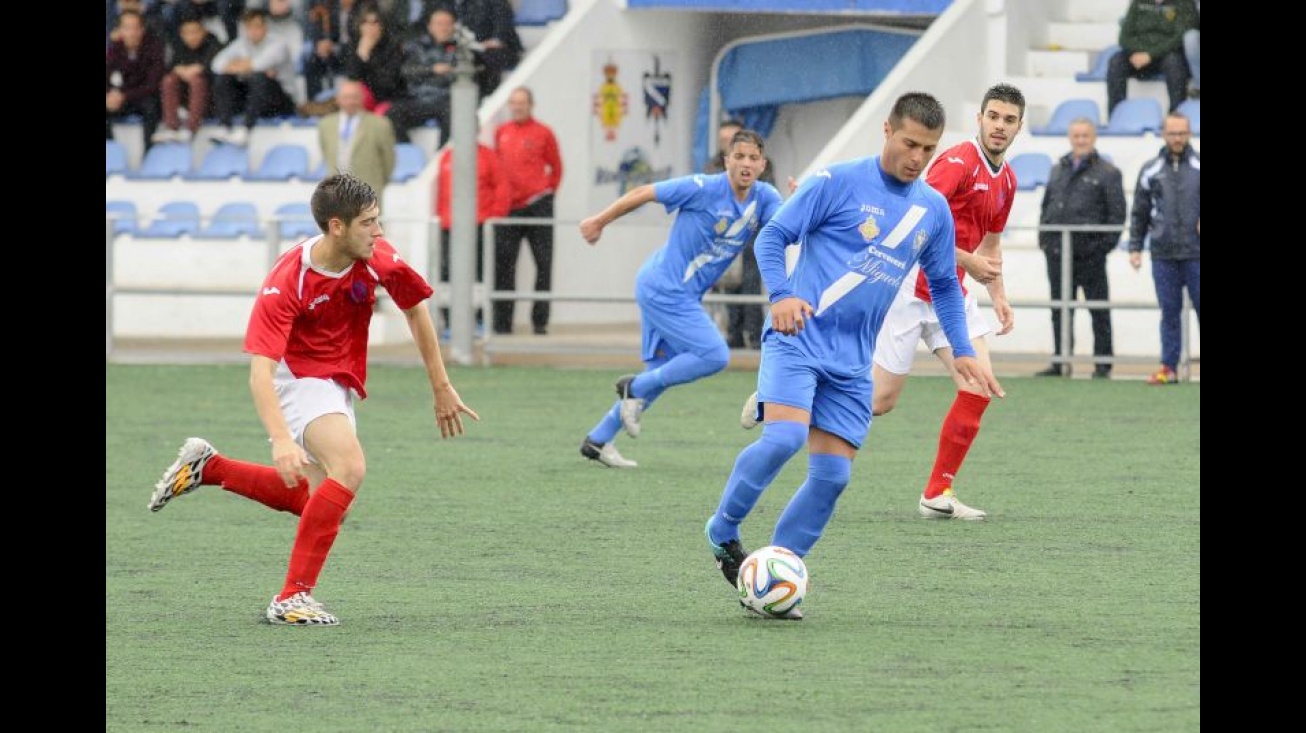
[635,288,726,366]
[756,337,872,448]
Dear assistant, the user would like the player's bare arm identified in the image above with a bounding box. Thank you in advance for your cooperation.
[974,233,1015,335]
[769,296,814,335]
[403,303,479,438]
[579,184,657,245]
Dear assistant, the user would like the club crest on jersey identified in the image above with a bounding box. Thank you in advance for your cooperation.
[859,216,880,242]
[914,229,927,252]
[714,217,728,235]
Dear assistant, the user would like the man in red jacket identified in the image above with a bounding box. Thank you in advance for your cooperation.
[493,87,563,335]
[435,137,512,335]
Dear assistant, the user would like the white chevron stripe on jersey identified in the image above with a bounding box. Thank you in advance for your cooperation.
[724,201,757,238]
[682,201,759,282]
[815,205,925,315]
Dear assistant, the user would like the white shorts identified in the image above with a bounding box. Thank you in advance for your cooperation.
[274,361,357,461]
[872,287,992,376]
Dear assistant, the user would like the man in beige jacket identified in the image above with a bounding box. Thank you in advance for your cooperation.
[318,80,396,198]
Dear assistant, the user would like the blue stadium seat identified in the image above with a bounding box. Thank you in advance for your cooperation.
[107,141,129,177]
[1176,98,1200,136]
[185,144,250,181]
[126,143,192,180]
[137,201,202,238]
[274,201,319,241]
[197,201,264,239]
[516,0,568,25]
[1009,152,1053,191]
[1100,97,1163,136]
[392,143,426,183]
[1034,98,1101,136]
[245,143,311,181]
[106,200,139,237]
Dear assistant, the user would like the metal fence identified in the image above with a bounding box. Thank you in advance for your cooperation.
[105,215,1197,379]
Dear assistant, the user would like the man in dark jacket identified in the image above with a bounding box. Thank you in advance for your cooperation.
[1036,117,1127,378]
[1129,112,1200,384]
[1106,0,1199,115]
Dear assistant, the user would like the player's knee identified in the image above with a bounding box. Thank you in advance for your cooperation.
[329,458,367,491]
[700,343,731,374]
[808,453,851,491]
[759,420,807,457]
[872,393,897,416]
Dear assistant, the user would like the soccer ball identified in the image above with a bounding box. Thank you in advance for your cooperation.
[737,545,808,617]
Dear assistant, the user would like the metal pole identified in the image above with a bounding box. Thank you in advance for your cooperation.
[1057,227,1073,377]
[447,33,481,366]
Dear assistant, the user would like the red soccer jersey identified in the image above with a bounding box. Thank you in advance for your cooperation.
[243,237,434,399]
[915,139,1017,301]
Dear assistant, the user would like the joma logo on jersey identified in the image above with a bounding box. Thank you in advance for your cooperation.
[973,182,989,191]
[308,294,330,310]
[859,204,886,216]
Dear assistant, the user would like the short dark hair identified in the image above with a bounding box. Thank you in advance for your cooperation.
[982,82,1026,119]
[889,92,946,132]
[240,7,268,25]
[727,128,765,153]
[719,117,744,132]
[311,174,378,231]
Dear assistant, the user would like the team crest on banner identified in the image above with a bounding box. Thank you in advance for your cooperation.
[643,56,671,145]
[590,51,678,211]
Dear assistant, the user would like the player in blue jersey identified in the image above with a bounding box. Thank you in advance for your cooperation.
[703,93,1005,617]
[577,129,783,468]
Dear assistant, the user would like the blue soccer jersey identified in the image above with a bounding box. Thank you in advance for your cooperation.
[754,156,975,378]
[637,173,783,302]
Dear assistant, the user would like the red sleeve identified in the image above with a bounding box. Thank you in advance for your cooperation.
[373,240,434,310]
[489,152,512,217]
[243,270,299,361]
[435,149,451,222]
[544,127,563,191]
[925,153,967,200]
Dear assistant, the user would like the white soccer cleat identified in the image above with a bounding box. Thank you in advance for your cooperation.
[614,375,645,438]
[580,437,637,468]
[918,489,988,520]
[740,391,760,429]
[266,592,339,626]
[148,438,217,512]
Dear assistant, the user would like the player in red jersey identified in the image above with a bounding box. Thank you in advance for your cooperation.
[872,82,1024,520]
[148,173,479,625]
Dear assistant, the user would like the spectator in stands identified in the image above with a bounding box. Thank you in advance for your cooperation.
[493,86,562,335]
[1183,2,1199,98]
[434,130,511,335]
[209,7,298,146]
[343,3,408,114]
[380,0,439,42]
[109,0,169,46]
[706,118,776,350]
[302,0,357,105]
[1128,112,1199,385]
[1035,117,1127,379]
[106,9,167,151]
[163,1,246,45]
[446,0,523,99]
[1106,0,1199,116]
[154,15,225,144]
[318,79,396,198]
[386,6,458,149]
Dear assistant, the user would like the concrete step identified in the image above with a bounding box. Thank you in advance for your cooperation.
[1063,0,1128,23]
[1026,49,1092,78]
[1045,21,1119,51]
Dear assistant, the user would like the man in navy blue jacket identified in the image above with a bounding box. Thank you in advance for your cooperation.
[1129,111,1200,384]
